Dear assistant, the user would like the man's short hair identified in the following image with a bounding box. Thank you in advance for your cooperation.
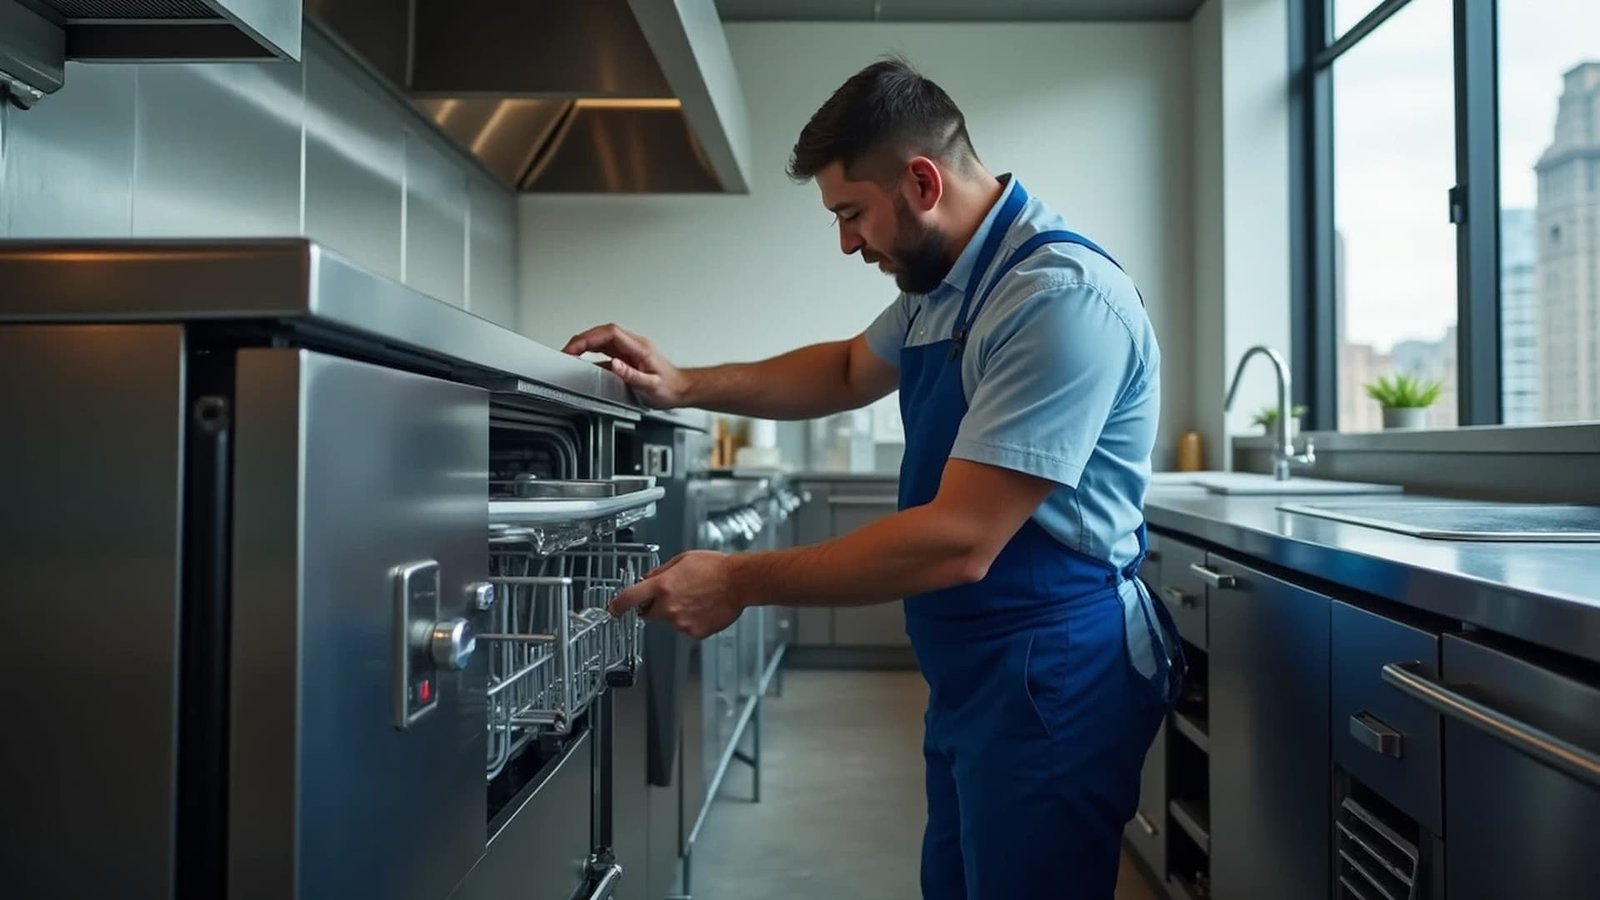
[787,56,978,185]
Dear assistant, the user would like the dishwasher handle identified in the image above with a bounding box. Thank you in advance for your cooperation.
[1382,661,1600,789]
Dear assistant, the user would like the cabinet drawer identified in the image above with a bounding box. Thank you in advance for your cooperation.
[1439,633,1600,900]
[1138,533,1163,587]
[1331,601,1442,836]
[834,602,908,647]
[830,499,898,533]
[1124,720,1166,876]
[829,491,907,647]
[795,607,832,646]
[1153,536,1208,650]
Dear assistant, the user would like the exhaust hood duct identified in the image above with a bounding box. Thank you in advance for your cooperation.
[314,0,750,194]
[0,0,301,108]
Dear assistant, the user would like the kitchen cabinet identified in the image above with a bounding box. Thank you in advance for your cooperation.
[1432,633,1600,900]
[1142,517,1600,900]
[1126,720,1168,878]
[1330,600,1443,835]
[1206,552,1330,900]
[1151,534,1209,651]
[1123,535,1168,878]
[793,480,909,648]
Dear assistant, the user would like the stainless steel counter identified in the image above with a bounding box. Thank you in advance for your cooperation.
[0,240,643,417]
[642,408,710,431]
[1145,485,1600,665]
[792,471,898,482]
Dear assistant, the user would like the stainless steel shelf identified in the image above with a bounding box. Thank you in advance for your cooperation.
[1169,798,1211,857]
[1167,873,1204,900]
[1172,709,1210,755]
[489,488,665,525]
[687,642,790,851]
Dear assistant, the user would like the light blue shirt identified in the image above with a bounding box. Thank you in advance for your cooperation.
[865,176,1160,572]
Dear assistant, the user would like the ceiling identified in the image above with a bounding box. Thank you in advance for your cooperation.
[714,0,1205,22]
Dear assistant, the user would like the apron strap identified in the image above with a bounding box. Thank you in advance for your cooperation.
[950,181,1032,354]
[1120,521,1149,583]
[958,229,1145,354]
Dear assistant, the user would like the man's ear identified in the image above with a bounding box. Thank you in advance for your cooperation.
[904,156,943,213]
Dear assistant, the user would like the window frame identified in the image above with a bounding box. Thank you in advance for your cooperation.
[1290,0,1503,430]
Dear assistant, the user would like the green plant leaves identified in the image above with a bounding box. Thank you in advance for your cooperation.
[1363,373,1443,408]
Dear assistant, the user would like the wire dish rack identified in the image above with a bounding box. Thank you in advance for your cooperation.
[483,535,660,780]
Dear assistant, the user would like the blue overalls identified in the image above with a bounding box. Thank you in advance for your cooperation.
[898,183,1184,899]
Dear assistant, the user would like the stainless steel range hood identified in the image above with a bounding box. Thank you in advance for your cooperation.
[312,0,750,194]
[1,0,302,108]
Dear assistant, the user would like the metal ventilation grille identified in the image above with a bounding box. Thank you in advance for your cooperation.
[1336,797,1420,900]
[44,0,218,17]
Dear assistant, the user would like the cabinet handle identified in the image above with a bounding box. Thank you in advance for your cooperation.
[580,863,622,900]
[1349,711,1404,758]
[1383,661,1600,789]
[1188,563,1237,589]
[1161,586,1196,608]
[826,495,899,507]
[1133,810,1158,837]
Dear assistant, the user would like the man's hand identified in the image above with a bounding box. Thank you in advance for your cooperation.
[610,551,746,640]
[563,323,689,409]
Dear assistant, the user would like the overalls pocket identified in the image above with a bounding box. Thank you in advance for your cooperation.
[1017,592,1130,740]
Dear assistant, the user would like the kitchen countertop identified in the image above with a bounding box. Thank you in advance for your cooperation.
[740,464,1599,660]
[791,471,899,482]
[0,239,648,418]
[1145,485,1600,665]
[642,408,710,431]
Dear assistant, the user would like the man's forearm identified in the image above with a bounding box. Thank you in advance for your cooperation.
[681,341,864,420]
[727,503,990,608]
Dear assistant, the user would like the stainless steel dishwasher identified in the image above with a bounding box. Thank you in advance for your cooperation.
[0,240,681,900]
[1385,631,1600,900]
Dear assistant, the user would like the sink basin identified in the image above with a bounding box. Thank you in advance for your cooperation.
[1151,471,1402,496]
[1278,500,1600,541]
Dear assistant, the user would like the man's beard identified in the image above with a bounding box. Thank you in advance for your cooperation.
[870,195,951,295]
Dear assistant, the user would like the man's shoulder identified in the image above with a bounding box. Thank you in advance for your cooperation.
[974,243,1153,369]
[988,249,1141,328]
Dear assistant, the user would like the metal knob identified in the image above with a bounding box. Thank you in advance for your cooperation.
[701,520,725,549]
[469,581,496,611]
[430,617,476,671]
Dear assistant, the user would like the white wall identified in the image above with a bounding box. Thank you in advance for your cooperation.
[1193,0,1228,468]
[519,21,1195,468]
[1192,0,1295,469]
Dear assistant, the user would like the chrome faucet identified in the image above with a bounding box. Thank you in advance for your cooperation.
[1224,345,1315,481]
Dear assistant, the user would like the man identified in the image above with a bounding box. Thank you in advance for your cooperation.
[564,58,1182,899]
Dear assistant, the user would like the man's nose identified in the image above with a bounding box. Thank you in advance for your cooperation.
[839,225,864,256]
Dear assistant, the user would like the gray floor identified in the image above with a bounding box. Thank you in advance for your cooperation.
[688,669,1161,900]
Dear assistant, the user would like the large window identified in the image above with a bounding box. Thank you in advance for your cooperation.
[1496,0,1600,424]
[1295,0,1600,431]
[1330,0,1387,40]
[1331,0,1457,431]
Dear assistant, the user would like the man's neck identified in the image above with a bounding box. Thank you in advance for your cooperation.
[942,170,1007,269]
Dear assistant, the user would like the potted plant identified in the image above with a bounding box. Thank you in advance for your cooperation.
[1364,374,1443,429]
[1252,404,1308,436]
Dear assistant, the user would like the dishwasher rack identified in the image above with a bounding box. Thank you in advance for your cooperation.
[483,534,660,780]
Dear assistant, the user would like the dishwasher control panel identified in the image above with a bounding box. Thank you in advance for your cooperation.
[394,561,442,729]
